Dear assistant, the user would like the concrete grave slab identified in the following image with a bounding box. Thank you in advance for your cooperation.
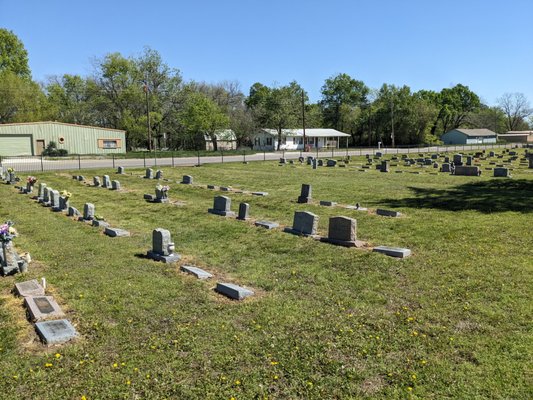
[216,283,254,300]
[25,296,65,321]
[35,319,78,345]
[104,228,131,237]
[373,246,411,258]
[254,221,279,229]
[180,265,213,280]
[376,209,402,217]
[15,280,45,297]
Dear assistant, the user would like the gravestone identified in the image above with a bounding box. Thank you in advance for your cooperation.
[433,162,439,169]
[466,156,473,166]
[15,280,45,297]
[251,192,268,196]
[144,168,154,179]
[154,187,169,203]
[41,187,51,205]
[489,151,495,157]
[58,196,69,212]
[102,175,111,188]
[25,296,65,321]
[320,216,360,247]
[93,176,101,187]
[298,156,304,163]
[34,319,78,345]
[444,156,450,163]
[180,265,213,280]
[312,159,317,169]
[50,190,61,210]
[208,196,236,217]
[376,208,401,217]
[284,211,318,237]
[1,242,27,275]
[453,154,463,166]
[441,163,451,173]
[117,166,125,174]
[111,180,121,190]
[155,170,163,180]
[326,159,337,167]
[181,175,193,184]
[37,183,47,201]
[376,152,383,158]
[373,246,411,258]
[216,283,254,300]
[528,155,533,169]
[317,159,324,166]
[254,221,279,229]
[82,203,95,220]
[493,167,510,177]
[207,185,216,189]
[104,227,130,237]
[237,202,250,220]
[431,154,439,159]
[454,166,480,176]
[147,228,181,262]
[380,160,390,172]
[279,158,286,164]
[307,156,314,165]
[297,184,312,204]
[319,200,337,207]
[67,206,80,217]
[92,220,110,228]
[220,186,232,191]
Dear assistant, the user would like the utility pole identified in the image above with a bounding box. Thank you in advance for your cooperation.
[143,79,152,152]
[390,97,395,148]
[301,90,306,151]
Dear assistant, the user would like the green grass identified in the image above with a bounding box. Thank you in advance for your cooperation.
[0,152,532,399]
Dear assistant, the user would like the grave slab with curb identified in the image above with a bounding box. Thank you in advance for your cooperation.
[25,296,65,321]
[376,209,402,217]
[15,280,45,297]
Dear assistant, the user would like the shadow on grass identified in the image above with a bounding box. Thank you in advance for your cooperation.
[380,179,533,213]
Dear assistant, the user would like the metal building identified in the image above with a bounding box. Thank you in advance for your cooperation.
[0,121,126,156]
[441,128,497,145]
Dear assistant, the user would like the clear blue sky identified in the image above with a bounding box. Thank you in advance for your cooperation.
[1,0,532,105]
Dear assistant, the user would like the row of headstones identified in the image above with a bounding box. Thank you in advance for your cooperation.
[144,168,164,180]
[14,279,78,345]
[207,193,410,258]
[90,175,121,190]
[147,228,254,300]
[34,183,70,212]
[33,183,130,237]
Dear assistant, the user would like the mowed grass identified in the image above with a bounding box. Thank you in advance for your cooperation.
[0,153,532,399]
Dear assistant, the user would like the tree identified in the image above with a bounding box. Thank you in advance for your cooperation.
[246,81,304,150]
[0,29,30,78]
[46,74,96,125]
[430,84,481,135]
[320,73,369,132]
[497,92,532,131]
[179,92,229,150]
[0,71,48,123]
[467,105,507,133]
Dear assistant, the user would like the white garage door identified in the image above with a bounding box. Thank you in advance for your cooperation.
[0,136,32,156]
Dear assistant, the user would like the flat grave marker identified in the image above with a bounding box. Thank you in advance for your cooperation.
[216,283,254,300]
[15,280,45,297]
[35,319,78,345]
[25,296,65,322]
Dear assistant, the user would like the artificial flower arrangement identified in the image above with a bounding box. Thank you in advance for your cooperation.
[27,176,38,185]
[0,221,17,243]
[60,190,72,199]
[7,168,14,173]
[156,184,170,192]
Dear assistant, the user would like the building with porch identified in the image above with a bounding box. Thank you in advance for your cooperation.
[252,128,350,151]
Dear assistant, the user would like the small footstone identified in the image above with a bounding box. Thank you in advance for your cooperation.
[180,265,213,280]
[35,319,78,345]
[254,221,279,229]
[207,185,216,189]
[373,246,411,258]
[15,279,45,297]
[319,201,337,207]
[144,194,155,200]
[216,282,254,300]
[25,296,65,322]
[92,220,110,228]
[104,228,131,237]
[376,209,402,217]
[251,192,268,196]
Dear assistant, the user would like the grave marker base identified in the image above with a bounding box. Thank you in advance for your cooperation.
[216,283,254,300]
[147,251,181,263]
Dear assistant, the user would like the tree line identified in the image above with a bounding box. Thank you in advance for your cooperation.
[1,28,532,151]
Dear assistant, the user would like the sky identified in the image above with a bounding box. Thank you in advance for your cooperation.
[1,0,532,105]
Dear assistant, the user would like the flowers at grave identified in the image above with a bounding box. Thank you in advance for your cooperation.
[27,176,38,185]
[60,190,72,200]
[156,184,170,193]
[0,221,17,243]
[7,168,14,173]
[94,214,106,221]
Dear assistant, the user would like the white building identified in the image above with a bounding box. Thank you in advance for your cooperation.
[252,128,350,151]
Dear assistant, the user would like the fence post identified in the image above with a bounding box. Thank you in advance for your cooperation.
[154,149,157,167]
[112,154,115,169]
[41,154,44,172]
[221,149,224,163]
[263,150,266,161]
[172,151,175,168]
[331,146,334,158]
[197,151,201,167]
[316,146,319,159]
[143,152,146,168]
[78,154,81,170]
[243,150,246,163]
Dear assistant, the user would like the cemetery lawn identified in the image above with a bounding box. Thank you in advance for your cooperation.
[0,157,531,399]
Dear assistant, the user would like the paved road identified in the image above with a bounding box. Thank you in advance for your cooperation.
[0,143,519,173]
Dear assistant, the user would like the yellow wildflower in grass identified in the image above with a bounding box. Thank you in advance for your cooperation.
[55,353,61,359]
[234,380,241,385]
[306,381,314,388]
[45,363,53,368]
[407,387,413,391]
[270,361,278,365]
[81,396,87,400]
[412,331,418,336]
[113,363,118,368]
[411,374,417,380]
[126,380,131,385]
[273,375,279,380]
